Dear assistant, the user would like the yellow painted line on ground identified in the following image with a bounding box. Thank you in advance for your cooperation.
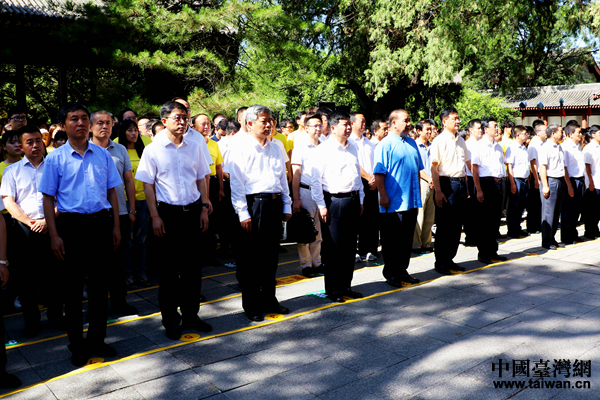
[2,244,571,398]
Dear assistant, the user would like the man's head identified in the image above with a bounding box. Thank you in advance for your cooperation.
[57,103,91,140]
[564,124,582,144]
[513,125,528,145]
[318,107,333,135]
[90,110,114,141]
[467,119,483,141]
[279,118,295,136]
[327,110,351,141]
[245,105,273,141]
[547,123,563,144]
[388,109,411,135]
[415,120,432,142]
[501,120,515,138]
[17,125,44,160]
[160,101,189,136]
[440,107,460,134]
[172,97,191,118]
[350,113,366,136]
[216,119,229,138]
[192,114,211,136]
[7,106,27,131]
[138,117,150,135]
[371,119,388,141]
[237,106,248,130]
[212,113,227,127]
[590,126,600,144]
[481,117,498,141]
[534,123,548,142]
[226,120,241,136]
[532,119,546,130]
[304,113,323,141]
[296,111,307,128]
[117,108,137,124]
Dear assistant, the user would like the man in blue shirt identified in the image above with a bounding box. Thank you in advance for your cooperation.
[40,103,122,367]
[374,109,425,287]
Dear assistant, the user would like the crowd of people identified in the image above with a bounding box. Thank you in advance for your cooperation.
[0,97,598,389]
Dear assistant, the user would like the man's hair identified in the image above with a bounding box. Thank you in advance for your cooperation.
[295,111,306,121]
[57,103,90,124]
[349,112,364,123]
[236,107,248,120]
[327,109,350,128]
[212,113,227,124]
[191,113,209,125]
[316,106,333,116]
[216,119,229,131]
[171,96,187,103]
[458,129,467,140]
[427,118,438,128]
[160,101,188,119]
[526,126,534,136]
[226,120,241,135]
[501,120,515,130]
[589,125,600,136]
[117,108,136,122]
[480,117,497,130]
[415,120,429,132]
[388,109,409,124]
[90,110,112,124]
[17,124,42,142]
[532,119,545,129]
[371,119,385,133]
[565,119,580,128]
[439,107,458,122]
[54,130,68,143]
[8,106,27,118]
[467,119,481,130]
[513,125,527,137]
[304,113,323,125]
[245,105,273,125]
[564,124,579,136]
[145,119,159,131]
[279,118,294,128]
[546,123,561,138]
[152,121,164,135]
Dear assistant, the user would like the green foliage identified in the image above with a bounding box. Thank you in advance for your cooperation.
[455,89,519,129]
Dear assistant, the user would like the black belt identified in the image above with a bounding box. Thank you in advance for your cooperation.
[247,193,280,200]
[61,209,111,219]
[548,176,565,180]
[299,183,310,190]
[441,176,465,182]
[515,177,528,182]
[325,190,359,198]
[158,199,201,212]
[481,177,503,182]
[571,176,585,181]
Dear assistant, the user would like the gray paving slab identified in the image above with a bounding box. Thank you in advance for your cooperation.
[245,341,324,374]
[278,359,360,395]
[133,369,220,399]
[415,375,520,400]
[45,366,129,400]
[325,341,407,376]
[0,384,58,400]
[193,355,278,391]
[222,375,317,400]
[168,336,243,368]
[111,351,190,385]
[87,387,146,400]
[317,376,412,400]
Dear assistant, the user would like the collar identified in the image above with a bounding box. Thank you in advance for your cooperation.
[22,156,45,168]
[156,128,188,148]
[441,130,458,141]
[65,139,93,155]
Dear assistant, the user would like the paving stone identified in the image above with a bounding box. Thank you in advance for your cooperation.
[415,375,520,400]
[111,351,190,385]
[46,366,129,400]
[439,306,508,329]
[194,355,278,391]
[0,383,57,400]
[245,341,323,374]
[88,387,146,400]
[533,300,596,317]
[318,376,412,400]
[406,319,476,343]
[169,336,243,368]
[277,359,360,395]
[325,341,407,376]
[133,369,220,399]
[221,375,316,399]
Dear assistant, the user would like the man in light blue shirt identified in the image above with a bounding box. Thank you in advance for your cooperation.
[40,103,122,367]
[374,109,424,287]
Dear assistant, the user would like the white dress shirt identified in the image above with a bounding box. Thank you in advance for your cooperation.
[222,130,248,174]
[527,137,543,169]
[311,137,365,208]
[583,140,600,188]
[155,126,212,171]
[561,139,585,178]
[429,130,470,177]
[349,133,375,176]
[291,142,319,188]
[471,138,506,178]
[229,134,292,221]
[505,141,530,179]
[136,132,211,206]
[0,157,46,219]
[465,137,479,177]
[538,140,565,179]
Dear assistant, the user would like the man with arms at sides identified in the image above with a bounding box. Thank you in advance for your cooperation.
[349,112,379,262]
[136,101,212,340]
[40,103,122,366]
[90,111,139,315]
[375,110,425,287]
[526,120,548,234]
[583,126,600,239]
[429,107,471,275]
[471,117,508,264]
[229,105,292,321]
[412,120,435,254]
[505,125,531,238]
[538,124,566,249]
[291,113,324,278]
[1,125,64,338]
[463,119,482,247]
[370,119,388,146]
[561,122,585,244]
[312,110,364,303]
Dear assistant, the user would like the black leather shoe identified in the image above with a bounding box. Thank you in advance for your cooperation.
[506,231,522,239]
[313,264,325,275]
[199,294,207,302]
[266,305,290,315]
[165,325,182,340]
[70,349,91,367]
[554,242,566,248]
[542,244,558,250]
[23,324,41,338]
[434,265,455,275]
[517,230,530,237]
[477,257,493,264]
[400,273,420,284]
[327,292,345,303]
[386,277,403,288]
[450,263,465,272]
[90,342,117,357]
[0,372,21,388]
[246,311,264,322]
[343,289,363,299]
[302,267,315,278]
[182,318,213,332]
[491,254,507,261]
[112,303,138,316]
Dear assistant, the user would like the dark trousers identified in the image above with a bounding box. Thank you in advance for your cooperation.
[219,180,237,252]
[380,208,418,280]
[507,178,529,235]
[357,179,379,256]
[463,176,477,244]
[434,177,467,267]
[234,196,283,313]
[321,193,360,295]
[583,189,600,238]
[561,177,585,243]
[540,177,565,247]
[476,178,503,258]
[109,214,130,307]
[200,176,221,260]
[527,173,542,233]
[56,210,113,352]
[156,202,203,328]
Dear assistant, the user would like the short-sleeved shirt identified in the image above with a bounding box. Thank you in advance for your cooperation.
[561,139,585,179]
[584,140,600,188]
[136,132,211,206]
[472,138,506,178]
[505,142,530,179]
[538,140,565,179]
[206,139,224,176]
[127,149,146,201]
[154,127,212,171]
[0,157,46,219]
[291,142,318,187]
[103,139,132,216]
[527,137,543,169]
[429,130,470,177]
[465,137,479,177]
[374,134,423,212]
[416,141,431,176]
[39,140,123,213]
[349,134,376,176]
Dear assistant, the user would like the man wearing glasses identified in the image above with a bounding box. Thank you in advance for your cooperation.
[137,101,212,340]
[7,107,27,131]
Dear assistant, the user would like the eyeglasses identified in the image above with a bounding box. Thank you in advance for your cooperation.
[10,116,26,121]
[169,115,189,123]
[306,125,323,129]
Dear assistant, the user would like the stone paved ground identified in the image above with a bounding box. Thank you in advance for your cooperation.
[2,224,600,399]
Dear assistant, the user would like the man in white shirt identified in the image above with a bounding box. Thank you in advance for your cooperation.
[538,124,566,249]
[472,117,508,264]
[137,101,212,340]
[312,110,364,303]
[413,120,435,253]
[349,112,379,262]
[229,105,292,322]
[583,125,600,238]
[463,119,482,247]
[370,119,388,146]
[561,123,585,244]
[0,125,64,338]
[505,125,531,238]
[526,120,547,234]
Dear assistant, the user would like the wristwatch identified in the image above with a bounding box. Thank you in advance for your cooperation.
[129,210,137,216]
[202,203,210,209]
[0,260,9,267]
